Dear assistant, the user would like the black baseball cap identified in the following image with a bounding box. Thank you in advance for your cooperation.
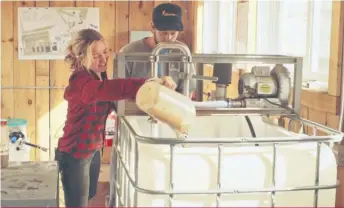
[152,3,183,31]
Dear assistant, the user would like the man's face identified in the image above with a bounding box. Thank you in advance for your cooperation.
[153,29,179,43]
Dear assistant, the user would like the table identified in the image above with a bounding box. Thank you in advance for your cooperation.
[1,161,59,207]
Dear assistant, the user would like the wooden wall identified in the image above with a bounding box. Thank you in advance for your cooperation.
[0,1,196,161]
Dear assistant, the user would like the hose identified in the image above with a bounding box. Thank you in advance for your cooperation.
[244,116,256,137]
[244,115,258,146]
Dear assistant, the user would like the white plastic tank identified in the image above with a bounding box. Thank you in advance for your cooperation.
[118,115,337,207]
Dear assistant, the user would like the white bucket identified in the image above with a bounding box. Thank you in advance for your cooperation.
[7,118,29,162]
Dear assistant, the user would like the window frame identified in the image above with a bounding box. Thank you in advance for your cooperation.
[196,0,333,84]
[247,0,332,83]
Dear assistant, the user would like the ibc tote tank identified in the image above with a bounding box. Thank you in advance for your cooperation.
[120,115,337,207]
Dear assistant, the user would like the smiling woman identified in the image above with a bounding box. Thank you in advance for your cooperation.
[55,28,178,207]
[64,29,109,76]
[90,41,109,73]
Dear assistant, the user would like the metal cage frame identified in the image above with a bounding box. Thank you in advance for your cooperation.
[107,52,343,208]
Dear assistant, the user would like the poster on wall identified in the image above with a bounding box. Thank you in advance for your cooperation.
[18,7,99,60]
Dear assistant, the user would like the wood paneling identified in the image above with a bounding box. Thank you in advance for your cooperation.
[328,1,344,96]
[115,1,129,52]
[1,2,14,120]
[289,88,340,115]
[129,1,154,31]
[34,1,50,161]
[0,1,196,161]
[13,1,37,160]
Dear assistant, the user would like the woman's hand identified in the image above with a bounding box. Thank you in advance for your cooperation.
[160,76,177,90]
[145,76,177,90]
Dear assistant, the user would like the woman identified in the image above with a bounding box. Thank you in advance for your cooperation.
[55,29,176,207]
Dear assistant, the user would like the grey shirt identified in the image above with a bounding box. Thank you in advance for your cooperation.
[119,38,197,94]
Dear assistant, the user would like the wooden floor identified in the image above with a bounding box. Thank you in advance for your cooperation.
[58,164,110,207]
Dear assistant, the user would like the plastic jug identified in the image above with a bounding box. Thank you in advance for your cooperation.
[136,80,196,137]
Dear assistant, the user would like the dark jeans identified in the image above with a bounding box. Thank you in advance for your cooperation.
[55,149,101,207]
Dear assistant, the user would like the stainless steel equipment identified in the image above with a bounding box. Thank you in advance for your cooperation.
[150,42,218,97]
[206,64,292,109]
[108,42,343,208]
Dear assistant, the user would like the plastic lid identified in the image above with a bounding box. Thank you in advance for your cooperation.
[1,119,7,126]
[7,118,27,127]
[10,136,17,143]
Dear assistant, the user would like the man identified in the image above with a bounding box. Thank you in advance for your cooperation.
[119,3,197,97]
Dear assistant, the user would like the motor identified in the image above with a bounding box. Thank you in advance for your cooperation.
[9,132,48,152]
[208,64,291,107]
[209,64,292,139]
[209,64,291,108]
[237,64,291,106]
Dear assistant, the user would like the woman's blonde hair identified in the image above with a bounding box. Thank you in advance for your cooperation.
[65,29,105,70]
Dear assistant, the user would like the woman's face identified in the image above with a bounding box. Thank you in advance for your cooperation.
[89,41,109,73]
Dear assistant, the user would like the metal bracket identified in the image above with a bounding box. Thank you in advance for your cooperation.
[178,72,218,82]
[150,54,191,63]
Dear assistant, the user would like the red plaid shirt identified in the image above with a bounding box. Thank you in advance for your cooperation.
[57,69,145,159]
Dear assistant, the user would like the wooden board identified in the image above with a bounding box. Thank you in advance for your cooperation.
[1,1,14,119]
[326,112,340,131]
[307,108,327,136]
[172,0,191,46]
[114,1,129,52]
[129,1,154,31]
[94,1,115,76]
[300,90,340,115]
[34,0,50,162]
[328,1,344,96]
[13,1,37,160]
[289,88,340,115]
[48,1,75,160]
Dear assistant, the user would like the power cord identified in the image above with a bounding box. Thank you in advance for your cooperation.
[262,97,305,133]
[262,97,300,118]
[244,97,303,146]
